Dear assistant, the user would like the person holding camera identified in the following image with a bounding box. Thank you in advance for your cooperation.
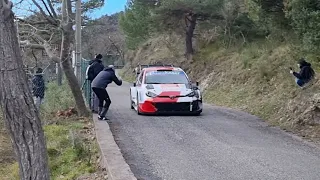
[290,58,315,87]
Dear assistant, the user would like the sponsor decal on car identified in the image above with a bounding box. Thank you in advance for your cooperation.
[146,71,183,76]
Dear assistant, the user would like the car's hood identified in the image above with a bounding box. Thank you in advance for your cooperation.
[145,83,192,96]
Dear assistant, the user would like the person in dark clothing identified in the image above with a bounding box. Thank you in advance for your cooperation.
[32,68,45,110]
[92,65,122,120]
[86,54,104,112]
[290,58,315,87]
[86,54,104,81]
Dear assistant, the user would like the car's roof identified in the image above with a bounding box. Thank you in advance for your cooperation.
[143,66,183,72]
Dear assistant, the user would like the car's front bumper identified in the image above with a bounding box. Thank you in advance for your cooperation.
[138,99,203,115]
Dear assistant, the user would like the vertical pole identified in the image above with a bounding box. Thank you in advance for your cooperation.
[16,19,20,45]
[56,63,62,86]
[75,0,82,83]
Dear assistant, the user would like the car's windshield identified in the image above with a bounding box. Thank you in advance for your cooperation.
[145,70,189,84]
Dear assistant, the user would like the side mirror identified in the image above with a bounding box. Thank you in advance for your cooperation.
[133,82,136,87]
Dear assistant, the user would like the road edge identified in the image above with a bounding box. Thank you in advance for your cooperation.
[93,113,137,180]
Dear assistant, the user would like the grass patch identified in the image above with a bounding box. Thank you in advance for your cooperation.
[0,80,100,180]
[200,39,320,140]
[45,119,98,179]
[41,80,75,121]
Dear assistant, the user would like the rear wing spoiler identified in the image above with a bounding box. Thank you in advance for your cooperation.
[135,64,174,74]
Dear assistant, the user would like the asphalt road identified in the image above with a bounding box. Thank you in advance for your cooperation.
[104,79,320,180]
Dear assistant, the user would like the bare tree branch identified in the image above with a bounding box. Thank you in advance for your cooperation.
[31,49,38,67]
[31,0,58,25]
[46,0,58,18]
[19,23,52,34]
[20,40,45,49]
[16,18,50,25]
[108,36,124,59]
[13,0,24,6]
[40,0,54,18]
[20,37,60,63]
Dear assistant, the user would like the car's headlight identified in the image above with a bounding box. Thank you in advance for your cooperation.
[186,91,200,98]
[146,91,157,97]
[186,91,195,97]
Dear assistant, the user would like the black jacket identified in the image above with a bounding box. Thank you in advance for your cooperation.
[87,58,104,81]
[32,74,45,98]
[91,67,122,89]
[293,61,315,82]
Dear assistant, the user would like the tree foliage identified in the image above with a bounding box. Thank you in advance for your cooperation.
[119,0,320,56]
[287,0,320,53]
[119,0,152,49]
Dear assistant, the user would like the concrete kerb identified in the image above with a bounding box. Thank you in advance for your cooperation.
[93,114,137,180]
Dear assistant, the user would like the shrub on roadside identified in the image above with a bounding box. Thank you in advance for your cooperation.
[42,80,75,115]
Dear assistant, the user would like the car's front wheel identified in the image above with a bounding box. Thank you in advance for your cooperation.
[136,92,142,115]
[130,90,134,109]
[193,110,202,116]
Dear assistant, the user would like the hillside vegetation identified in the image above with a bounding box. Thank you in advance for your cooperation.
[119,0,320,141]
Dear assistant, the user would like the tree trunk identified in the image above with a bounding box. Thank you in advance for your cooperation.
[0,1,50,180]
[60,31,89,117]
[185,14,197,55]
[60,0,89,117]
[56,63,62,86]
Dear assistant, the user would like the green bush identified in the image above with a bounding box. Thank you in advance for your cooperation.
[286,0,320,53]
[0,80,98,180]
[41,80,75,115]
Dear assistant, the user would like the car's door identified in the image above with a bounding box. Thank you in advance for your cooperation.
[136,70,145,103]
[131,70,144,104]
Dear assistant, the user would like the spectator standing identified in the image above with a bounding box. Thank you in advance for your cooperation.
[86,54,104,113]
[32,68,45,110]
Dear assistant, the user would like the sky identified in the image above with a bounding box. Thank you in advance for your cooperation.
[90,0,127,19]
[12,0,127,19]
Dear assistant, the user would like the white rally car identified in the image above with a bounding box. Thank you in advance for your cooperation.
[129,65,203,115]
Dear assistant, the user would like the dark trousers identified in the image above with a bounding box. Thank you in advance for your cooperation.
[92,87,111,117]
[90,91,100,112]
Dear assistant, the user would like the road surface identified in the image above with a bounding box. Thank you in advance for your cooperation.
[104,80,320,180]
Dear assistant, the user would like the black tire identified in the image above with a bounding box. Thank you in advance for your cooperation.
[194,110,202,116]
[130,90,134,109]
[136,92,142,115]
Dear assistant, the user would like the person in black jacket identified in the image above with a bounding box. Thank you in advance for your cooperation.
[32,68,45,110]
[87,54,104,112]
[87,54,104,81]
[92,65,122,120]
[290,58,315,87]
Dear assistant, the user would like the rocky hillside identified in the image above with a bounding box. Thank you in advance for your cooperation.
[119,0,320,142]
[121,33,320,142]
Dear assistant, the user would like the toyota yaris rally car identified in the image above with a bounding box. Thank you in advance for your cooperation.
[129,65,203,115]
